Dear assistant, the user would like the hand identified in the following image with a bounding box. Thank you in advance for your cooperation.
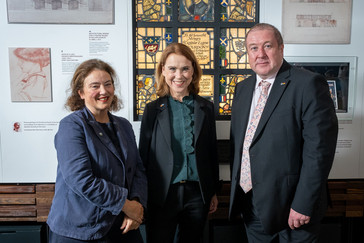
[120,215,141,234]
[288,208,311,229]
[209,194,218,214]
[121,199,144,224]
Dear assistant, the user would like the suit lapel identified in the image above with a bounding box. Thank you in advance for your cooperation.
[234,77,257,149]
[252,61,291,144]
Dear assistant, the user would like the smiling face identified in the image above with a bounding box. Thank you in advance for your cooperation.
[246,28,284,80]
[78,69,114,121]
[162,53,194,101]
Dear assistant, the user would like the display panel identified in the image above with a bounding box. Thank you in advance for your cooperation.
[286,56,357,120]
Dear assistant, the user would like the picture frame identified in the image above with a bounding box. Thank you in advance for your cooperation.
[7,0,114,24]
[285,56,357,120]
[282,0,352,44]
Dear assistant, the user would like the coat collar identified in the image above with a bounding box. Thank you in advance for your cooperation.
[81,107,127,164]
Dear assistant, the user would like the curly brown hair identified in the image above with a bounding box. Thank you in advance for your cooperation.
[66,59,122,111]
[155,43,202,97]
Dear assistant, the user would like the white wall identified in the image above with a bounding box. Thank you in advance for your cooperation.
[0,0,363,182]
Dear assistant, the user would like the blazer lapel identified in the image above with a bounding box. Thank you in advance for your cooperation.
[156,97,172,149]
[112,118,128,163]
[194,96,205,144]
[252,61,291,144]
[83,108,125,164]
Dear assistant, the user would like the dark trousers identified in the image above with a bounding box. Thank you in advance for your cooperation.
[146,181,209,243]
[240,188,320,243]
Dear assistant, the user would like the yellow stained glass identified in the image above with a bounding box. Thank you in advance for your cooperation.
[136,28,169,69]
[136,0,172,22]
[219,74,251,115]
[199,75,214,99]
[220,28,250,69]
[220,0,256,22]
[136,74,158,118]
[178,28,214,69]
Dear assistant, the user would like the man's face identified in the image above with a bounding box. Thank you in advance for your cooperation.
[246,29,284,79]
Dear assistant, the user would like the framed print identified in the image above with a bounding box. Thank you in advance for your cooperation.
[9,47,52,102]
[282,0,352,44]
[285,56,357,120]
[7,0,114,24]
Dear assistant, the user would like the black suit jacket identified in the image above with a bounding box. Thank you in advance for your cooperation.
[139,95,219,207]
[229,60,338,234]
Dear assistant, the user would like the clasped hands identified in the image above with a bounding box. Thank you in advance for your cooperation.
[288,208,310,230]
[121,199,144,234]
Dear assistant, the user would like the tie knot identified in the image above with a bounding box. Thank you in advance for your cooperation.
[259,80,271,95]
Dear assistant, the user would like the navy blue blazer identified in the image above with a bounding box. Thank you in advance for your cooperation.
[47,107,147,240]
[229,60,338,234]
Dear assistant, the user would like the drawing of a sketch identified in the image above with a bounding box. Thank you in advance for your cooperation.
[9,48,52,102]
[7,0,114,24]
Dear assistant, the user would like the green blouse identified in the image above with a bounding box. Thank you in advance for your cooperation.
[168,95,199,184]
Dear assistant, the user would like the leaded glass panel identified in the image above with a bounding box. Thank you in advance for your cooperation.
[220,0,256,22]
[178,28,214,69]
[136,74,158,118]
[136,27,173,69]
[220,28,250,69]
[219,74,251,115]
[136,0,172,22]
[134,0,259,120]
[199,75,214,100]
[179,0,214,22]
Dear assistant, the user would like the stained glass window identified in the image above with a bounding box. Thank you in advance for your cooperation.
[134,0,259,120]
[136,27,172,69]
[179,0,214,22]
[178,28,214,69]
[220,0,256,22]
[220,28,250,69]
[219,74,251,115]
[136,0,172,22]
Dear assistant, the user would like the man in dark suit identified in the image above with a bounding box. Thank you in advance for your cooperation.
[229,23,338,242]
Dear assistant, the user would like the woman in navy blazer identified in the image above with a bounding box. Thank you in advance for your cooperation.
[47,59,147,242]
[139,43,219,243]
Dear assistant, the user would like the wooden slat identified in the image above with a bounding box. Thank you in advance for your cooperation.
[0,194,36,205]
[0,185,35,194]
[0,217,37,222]
[0,205,36,217]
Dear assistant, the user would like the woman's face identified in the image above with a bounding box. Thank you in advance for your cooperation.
[162,53,194,100]
[78,69,115,117]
